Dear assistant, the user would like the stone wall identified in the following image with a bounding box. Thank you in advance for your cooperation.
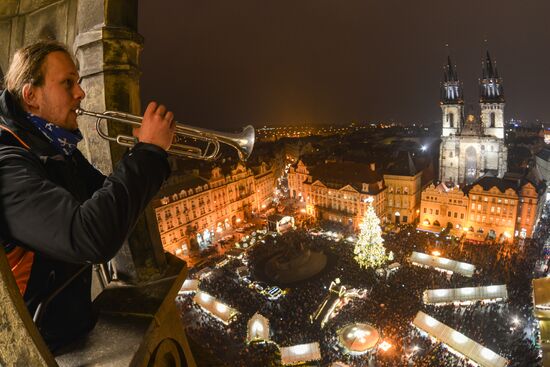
[0,0,79,75]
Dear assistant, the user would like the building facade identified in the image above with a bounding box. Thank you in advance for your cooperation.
[288,160,310,202]
[153,162,276,255]
[439,54,508,185]
[418,175,545,240]
[384,153,423,225]
[289,161,387,231]
[418,183,469,233]
[536,148,550,198]
[253,162,276,210]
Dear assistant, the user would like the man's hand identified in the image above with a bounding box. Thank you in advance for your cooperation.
[133,101,175,151]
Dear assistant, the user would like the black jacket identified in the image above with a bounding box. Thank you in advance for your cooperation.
[0,90,170,348]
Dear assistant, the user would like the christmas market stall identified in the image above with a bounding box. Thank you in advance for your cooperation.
[193,291,238,325]
[532,277,550,366]
[178,279,200,295]
[412,311,508,367]
[247,312,270,343]
[423,285,508,305]
[280,342,321,365]
[409,251,476,277]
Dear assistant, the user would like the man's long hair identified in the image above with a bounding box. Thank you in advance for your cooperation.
[3,40,69,105]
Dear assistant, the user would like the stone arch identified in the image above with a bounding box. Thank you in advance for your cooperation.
[465,146,477,184]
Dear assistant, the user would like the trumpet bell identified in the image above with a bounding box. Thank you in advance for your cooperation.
[215,125,255,161]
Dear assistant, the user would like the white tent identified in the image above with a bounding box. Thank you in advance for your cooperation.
[409,251,475,277]
[280,342,321,365]
[178,279,200,295]
[413,311,508,367]
[247,312,270,343]
[533,276,550,312]
[532,277,550,366]
[423,285,508,305]
[193,291,238,325]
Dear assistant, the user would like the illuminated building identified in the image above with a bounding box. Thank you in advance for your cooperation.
[536,148,550,198]
[418,183,469,234]
[153,162,276,255]
[384,152,423,224]
[439,54,507,185]
[253,162,275,210]
[418,174,545,240]
[464,175,543,240]
[288,160,386,230]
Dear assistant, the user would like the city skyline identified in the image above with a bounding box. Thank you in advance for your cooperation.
[139,1,550,130]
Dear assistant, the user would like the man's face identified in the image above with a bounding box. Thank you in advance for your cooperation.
[27,51,85,131]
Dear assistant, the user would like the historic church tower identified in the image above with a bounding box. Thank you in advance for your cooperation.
[441,57,464,137]
[479,52,505,139]
[439,53,508,186]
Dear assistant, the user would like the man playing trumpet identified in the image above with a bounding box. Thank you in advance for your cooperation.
[0,40,175,352]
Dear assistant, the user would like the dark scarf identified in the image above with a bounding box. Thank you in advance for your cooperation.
[26,113,82,156]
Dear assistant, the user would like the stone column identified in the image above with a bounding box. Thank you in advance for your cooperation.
[75,0,166,283]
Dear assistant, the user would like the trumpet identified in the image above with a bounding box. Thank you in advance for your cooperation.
[75,108,255,161]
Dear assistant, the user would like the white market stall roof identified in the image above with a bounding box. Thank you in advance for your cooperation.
[413,311,508,367]
[532,277,550,365]
[193,291,238,325]
[409,251,476,277]
[533,277,550,309]
[280,342,321,365]
[423,285,508,305]
[178,279,200,295]
[247,312,270,343]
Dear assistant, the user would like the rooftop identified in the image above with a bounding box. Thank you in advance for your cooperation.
[309,162,384,194]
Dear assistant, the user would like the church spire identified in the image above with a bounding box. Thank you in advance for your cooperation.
[480,51,504,103]
[441,56,463,105]
[443,56,458,82]
[482,51,496,79]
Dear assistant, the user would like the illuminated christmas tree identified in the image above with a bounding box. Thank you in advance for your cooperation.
[354,200,388,269]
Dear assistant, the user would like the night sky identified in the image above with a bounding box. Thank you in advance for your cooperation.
[138,1,550,130]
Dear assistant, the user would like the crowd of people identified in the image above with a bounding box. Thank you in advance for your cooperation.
[177,204,550,366]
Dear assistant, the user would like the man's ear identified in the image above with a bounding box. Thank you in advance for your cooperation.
[21,83,39,110]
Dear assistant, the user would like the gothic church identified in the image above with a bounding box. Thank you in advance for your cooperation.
[439,53,508,185]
